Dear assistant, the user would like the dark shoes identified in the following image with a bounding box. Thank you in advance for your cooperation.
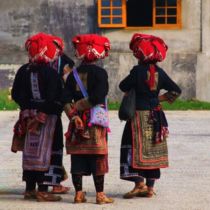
[51,185,70,194]
[123,184,148,199]
[36,192,62,202]
[136,187,155,198]
[24,190,37,200]
[123,185,155,199]
[24,190,62,202]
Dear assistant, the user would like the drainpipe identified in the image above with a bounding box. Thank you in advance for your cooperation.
[200,0,202,52]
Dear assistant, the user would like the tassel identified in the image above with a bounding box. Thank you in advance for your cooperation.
[107,128,111,133]
[146,64,156,91]
[88,122,92,127]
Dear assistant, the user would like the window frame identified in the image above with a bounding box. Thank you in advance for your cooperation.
[97,0,182,29]
[153,0,182,29]
[97,0,127,28]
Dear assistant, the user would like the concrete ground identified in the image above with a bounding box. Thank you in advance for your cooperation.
[0,111,210,210]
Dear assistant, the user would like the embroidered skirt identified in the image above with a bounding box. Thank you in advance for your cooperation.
[23,117,64,186]
[66,124,108,155]
[120,111,168,181]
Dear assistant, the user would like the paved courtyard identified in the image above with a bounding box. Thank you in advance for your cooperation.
[0,111,210,210]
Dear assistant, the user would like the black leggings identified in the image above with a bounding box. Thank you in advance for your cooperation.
[25,180,36,192]
[25,181,48,192]
[146,179,155,188]
[72,174,104,192]
[135,177,155,188]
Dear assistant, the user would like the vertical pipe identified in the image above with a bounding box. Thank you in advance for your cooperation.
[200,0,202,52]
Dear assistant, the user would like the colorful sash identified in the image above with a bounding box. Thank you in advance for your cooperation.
[131,111,168,169]
[23,115,57,171]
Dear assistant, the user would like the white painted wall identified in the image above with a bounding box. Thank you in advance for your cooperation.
[196,0,210,101]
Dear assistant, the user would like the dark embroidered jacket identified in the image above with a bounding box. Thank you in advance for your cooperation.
[119,64,181,110]
[12,63,63,115]
[63,64,108,106]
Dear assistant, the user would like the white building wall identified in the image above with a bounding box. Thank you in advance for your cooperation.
[1,0,210,101]
[102,0,201,100]
[196,0,210,101]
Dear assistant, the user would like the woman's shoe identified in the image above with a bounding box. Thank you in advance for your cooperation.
[123,185,147,199]
[74,191,87,203]
[136,187,155,198]
[51,185,70,194]
[146,187,155,198]
[96,192,114,204]
[36,192,62,202]
[24,190,37,200]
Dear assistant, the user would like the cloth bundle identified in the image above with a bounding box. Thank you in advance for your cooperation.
[25,32,64,63]
[130,33,168,63]
[148,106,169,144]
[72,34,111,62]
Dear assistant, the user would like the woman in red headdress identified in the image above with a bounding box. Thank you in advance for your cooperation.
[49,52,75,195]
[11,32,65,202]
[62,34,114,204]
[119,33,181,198]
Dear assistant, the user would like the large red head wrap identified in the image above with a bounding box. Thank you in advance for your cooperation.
[130,33,168,63]
[49,35,64,53]
[25,32,64,64]
[72,34,111,63]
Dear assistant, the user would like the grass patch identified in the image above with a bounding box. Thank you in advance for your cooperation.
[109,99,210,110]
[1,88,210,111]
[0,89,19,110]
[161,99,210,110]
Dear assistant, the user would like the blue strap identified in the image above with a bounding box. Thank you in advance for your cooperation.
[104,97,108,111]
[73,68,88,97]
[58,56,61,74]
[73,67,108,110]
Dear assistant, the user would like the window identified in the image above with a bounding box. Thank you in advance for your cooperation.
[98,0,181,29]
[98,0,126,27]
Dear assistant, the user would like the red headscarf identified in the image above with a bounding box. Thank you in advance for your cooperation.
[25,32,64,64]
[130,33,168,91]
[130,33,168,64]
[49,34,64,53]
[72,34,111,63]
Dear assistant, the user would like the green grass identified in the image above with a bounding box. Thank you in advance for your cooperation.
[109,99,210,110]
[161,99,210,110]
[0,89,19,110]
[1,89,210,110]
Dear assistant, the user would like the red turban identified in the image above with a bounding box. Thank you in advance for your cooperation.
[72,34,111,63]
[130,33,168,63]
[25,33,64,64]
[49,35,64,52]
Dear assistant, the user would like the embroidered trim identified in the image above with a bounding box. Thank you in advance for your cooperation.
[31,72,41,100]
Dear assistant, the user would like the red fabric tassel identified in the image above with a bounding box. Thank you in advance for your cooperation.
[146,64,156,91]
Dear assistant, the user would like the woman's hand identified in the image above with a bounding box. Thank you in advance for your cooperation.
[159,92,178,104]
[75,98,92,111]
[27,119,41,134]
[158,94,168,102]
[73,116,84,130]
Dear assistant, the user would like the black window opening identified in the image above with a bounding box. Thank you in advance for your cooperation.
[156,0,177,25]
[126,0,153,27]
